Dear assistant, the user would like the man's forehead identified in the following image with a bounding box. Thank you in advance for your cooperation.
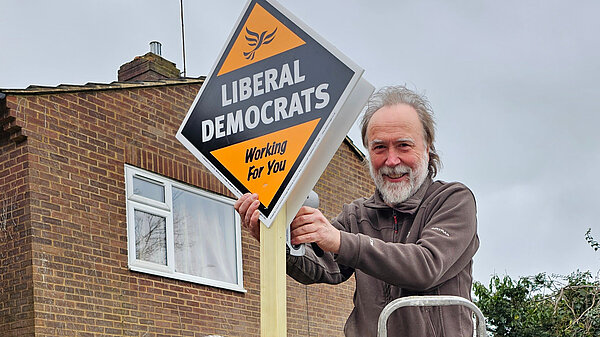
[370,104,420,125]
[367,104,423,139]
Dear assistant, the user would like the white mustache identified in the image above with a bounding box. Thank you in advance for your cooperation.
[379,165,411,177]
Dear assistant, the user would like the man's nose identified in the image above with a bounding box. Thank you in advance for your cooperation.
[384,149,402,167]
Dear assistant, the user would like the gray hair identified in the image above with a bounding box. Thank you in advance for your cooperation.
[360,85,441,177]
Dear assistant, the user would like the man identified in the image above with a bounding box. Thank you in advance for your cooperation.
[235,85,479,336]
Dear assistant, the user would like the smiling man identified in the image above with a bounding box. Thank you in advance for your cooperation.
[235,85,479,336]
[366,102,431,206]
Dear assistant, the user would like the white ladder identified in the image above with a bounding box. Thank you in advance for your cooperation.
[377,295,487,337]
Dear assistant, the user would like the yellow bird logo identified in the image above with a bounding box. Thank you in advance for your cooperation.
[244,26,277,60]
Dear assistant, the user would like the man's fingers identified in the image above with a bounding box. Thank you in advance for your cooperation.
[290,222,320,244]
[249,209,260,241]
[235,193,261,241]
[250,208,260,224]
[295,206,314,217]
[234,194,250,216]
[291,222,315,236]
[244,200,259,228]
[235,194,258,224]
[291,232,314,245]
[290,207,317,230]
[233,193,247,212]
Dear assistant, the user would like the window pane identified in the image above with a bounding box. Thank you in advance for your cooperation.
[133,176,165,202]
[172,187,237,284]
[134,210,167,265]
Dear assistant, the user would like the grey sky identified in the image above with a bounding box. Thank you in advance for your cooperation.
[2,0,599,284]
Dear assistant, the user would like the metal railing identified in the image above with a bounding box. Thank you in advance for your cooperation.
[377,295,488,337]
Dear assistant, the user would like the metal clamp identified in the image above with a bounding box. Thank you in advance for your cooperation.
[286,190,319,256]
[377,295,487,337]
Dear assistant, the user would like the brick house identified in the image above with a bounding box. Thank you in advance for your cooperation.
[0,48,373,336]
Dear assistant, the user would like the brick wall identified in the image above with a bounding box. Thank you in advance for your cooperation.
[0,82,373,336]
[0,96,35,337]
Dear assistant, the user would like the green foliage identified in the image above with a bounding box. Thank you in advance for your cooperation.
[585,228,599,252]
[474,272,600,337]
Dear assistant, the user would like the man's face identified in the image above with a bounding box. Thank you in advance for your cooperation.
[366,104,429,205]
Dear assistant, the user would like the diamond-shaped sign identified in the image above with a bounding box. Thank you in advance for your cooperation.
[177,0,372,227]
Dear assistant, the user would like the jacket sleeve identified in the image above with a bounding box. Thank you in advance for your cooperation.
[335,183,479,291]
[286,220,355,285]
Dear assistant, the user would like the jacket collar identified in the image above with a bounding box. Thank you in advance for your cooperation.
[364,178,433,214]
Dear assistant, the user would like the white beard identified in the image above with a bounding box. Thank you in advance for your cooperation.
[370,152,429,205]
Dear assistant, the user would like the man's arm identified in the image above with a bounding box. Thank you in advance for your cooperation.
[286,207,354,285]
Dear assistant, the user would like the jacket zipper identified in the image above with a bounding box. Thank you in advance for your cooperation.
[393,210,398,240]
[385,210,399,304]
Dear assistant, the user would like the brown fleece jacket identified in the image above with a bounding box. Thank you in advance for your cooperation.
[286,178,479,337]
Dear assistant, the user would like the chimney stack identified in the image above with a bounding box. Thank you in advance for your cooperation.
[118,41,180,82]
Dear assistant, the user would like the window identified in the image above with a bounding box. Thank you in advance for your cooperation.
[125,165,244,292]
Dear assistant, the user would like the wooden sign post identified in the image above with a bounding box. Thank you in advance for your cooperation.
[260,208,287,336]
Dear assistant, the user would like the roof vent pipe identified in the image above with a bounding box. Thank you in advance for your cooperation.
[150,41,162,56]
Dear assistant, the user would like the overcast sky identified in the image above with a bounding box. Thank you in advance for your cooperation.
[2,0,599,285]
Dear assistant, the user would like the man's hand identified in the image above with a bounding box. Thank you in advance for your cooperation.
[234,193,260,241]
[290,207,341,254]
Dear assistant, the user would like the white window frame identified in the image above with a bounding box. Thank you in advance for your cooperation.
[124,164,245,292]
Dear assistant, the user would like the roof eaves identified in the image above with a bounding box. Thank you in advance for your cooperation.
[0,77,206,95]
[343,136,366,161]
